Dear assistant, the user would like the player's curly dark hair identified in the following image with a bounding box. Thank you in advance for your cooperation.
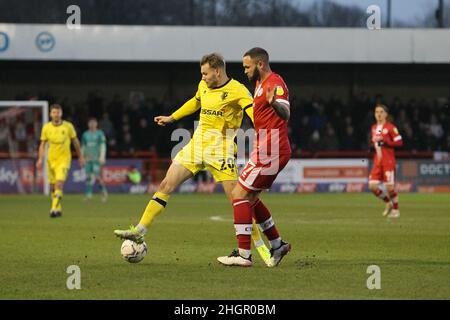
[244,47,269,63]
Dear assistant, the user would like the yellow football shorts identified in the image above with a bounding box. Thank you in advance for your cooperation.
[47,161,70,184]
[173,139,237,182]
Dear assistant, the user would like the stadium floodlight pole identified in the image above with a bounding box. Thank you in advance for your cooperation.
[0,101,49,196]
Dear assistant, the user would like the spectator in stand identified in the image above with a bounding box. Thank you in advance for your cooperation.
[429,113,444,142]
[321,124,340,151]
[341,125,357,151]
[307,130,323,153]
[119,132,136,154]
[99,112,115,138]
[14,121,27,151]
[401,123,420,152]
[135,117,152,150]
[0,122,10,151]
[310,104,327,132]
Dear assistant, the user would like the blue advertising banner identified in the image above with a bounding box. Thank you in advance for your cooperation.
[1,159,449,194]
[0,159,143,194]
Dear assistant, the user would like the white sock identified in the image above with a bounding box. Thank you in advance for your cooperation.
[136,224,148,234]
[270,238,282,249]
[239,248,251,259]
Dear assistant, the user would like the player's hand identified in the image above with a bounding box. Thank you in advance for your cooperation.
[79,156,86,168]
[99,157,106,165]
[266,86,276,104]
[372,135,383,143]
[36,158,42,170]
[154,115,174,126]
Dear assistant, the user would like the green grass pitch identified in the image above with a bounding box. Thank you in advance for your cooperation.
[0,193,449,299]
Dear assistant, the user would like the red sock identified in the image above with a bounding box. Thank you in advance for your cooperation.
[389,190,399,209]
[373,187,390,203]
[252,199,280,241]
[233,199,252,250]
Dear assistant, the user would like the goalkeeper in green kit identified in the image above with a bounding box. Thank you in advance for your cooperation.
[81,118,108,202]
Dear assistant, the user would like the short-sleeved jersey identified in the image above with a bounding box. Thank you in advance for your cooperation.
[40,120,77,163]
[252,72,291,159]
[81,130,106,161]
[371,122,402,164]
[193,78,253,148]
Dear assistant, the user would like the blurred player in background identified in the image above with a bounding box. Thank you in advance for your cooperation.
[114,53,271,263]
[218,47,292,267]
[36,104,85,217]
[369,104,403,218]
[81,117,108,202]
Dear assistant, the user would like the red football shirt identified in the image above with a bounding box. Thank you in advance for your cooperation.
[252,72,291,162]
[371,121,403,165]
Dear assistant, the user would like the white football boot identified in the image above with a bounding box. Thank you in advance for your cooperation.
[387,209,400,219]
[217,250,252,267]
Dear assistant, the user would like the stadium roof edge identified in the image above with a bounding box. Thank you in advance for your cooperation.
[0,23,449,63]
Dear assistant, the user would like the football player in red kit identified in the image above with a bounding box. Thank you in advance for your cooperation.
[369,104,403,218]
[217,47,292,267]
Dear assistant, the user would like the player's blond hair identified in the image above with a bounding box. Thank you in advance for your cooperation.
[200,53,226,70]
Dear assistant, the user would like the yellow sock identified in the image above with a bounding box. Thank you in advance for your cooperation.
[52,189,63,211]
[138,192,170,229]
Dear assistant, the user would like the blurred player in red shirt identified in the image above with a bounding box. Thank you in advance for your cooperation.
[369,104,403,218]
[218,47,291,267]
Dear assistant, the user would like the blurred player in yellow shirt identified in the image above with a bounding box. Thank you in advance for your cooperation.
[36,104,85,218]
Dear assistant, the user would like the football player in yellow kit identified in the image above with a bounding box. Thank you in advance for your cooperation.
[115,53,271,264]
[36,104,85,217]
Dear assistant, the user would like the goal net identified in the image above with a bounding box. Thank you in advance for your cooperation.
[0,101,49,195]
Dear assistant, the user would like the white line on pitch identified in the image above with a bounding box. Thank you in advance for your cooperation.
[209,216,232,222]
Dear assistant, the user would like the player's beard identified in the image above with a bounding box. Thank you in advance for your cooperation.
[248,68,260,83]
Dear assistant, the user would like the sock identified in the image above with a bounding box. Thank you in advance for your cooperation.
[233,199,252,254]
[389,190,399,210]
[138,192,170,229]
[373,186,390,203]
[239,248,252,259]
[252,199,280,247]
[100,183,107,195]
[52,189,63,211]
[85,184,93,198]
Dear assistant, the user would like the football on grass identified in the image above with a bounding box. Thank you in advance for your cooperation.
[120,240,148,263]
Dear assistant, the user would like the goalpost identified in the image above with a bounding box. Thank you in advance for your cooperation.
[0,101,50,195]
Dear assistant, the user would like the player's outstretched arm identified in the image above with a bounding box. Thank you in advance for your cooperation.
[154,96,200,126]
[171,96,201,121]
[154,115,175,126]
[72,137,85,167]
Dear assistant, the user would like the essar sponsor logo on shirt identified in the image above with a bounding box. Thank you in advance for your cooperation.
[201,109,223,117]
